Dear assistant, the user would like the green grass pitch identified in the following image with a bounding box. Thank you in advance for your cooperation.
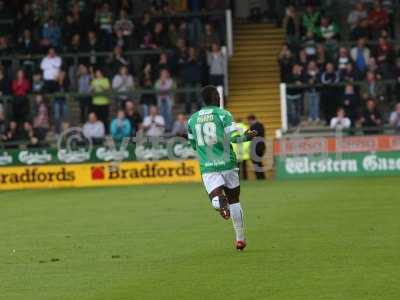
[1,177,400,300]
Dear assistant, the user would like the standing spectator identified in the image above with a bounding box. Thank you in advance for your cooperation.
[124,100,142,136]
[330,107,351,130]
[347,2,368,31]
[350,39,370,78]
[32,72,45,93]
[278,44,294,83]
[341,83,359,126]
[17,29,37,74]
[91,69,111,131]
[368,1,389,38]
[82,112,105,143]
[301,5,320,35]
[152,21,168,49]
[183,47,203,114]
[286,64,303,127]
[142,105,165,137]
[112,65,134,105]
[201,23,220,50]
[337,47,352,71]
[375,37,394,78]
[154,69,175,131]
[32,94,50,142]
[114,9,134,37]
[341,63,358,82]
[11,69,30,125]
[350,18,371,41]
[96,2,113,49]
[360,71,386,101]
[110,110,131,142]
[317,16,339,42]
[41,18,61,49]
[360,99,382,135]
[282,5,300,45]
[394,58,400,100]
[303,31,317,59]
[304,61,320,123]
[107,46,129,76]
[207,43,226,87]
[247,114,265,180]
[140,63,156,117]
[320,63,340,124]
[53,70,69,134]
[171,113,188,137]
[84,31,101,66]
[389,103,400,131]
[40,47,62,93]
[2,120,19,144]
[21,121,39,147]
[77,64,92,124]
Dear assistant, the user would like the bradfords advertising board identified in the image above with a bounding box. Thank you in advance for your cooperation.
[275,135,400,179]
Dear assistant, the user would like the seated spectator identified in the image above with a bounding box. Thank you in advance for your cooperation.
[342,84,359,125]
[350,38,370,75]
[77,64,92,124]
[112,65,134,105]
[124,100,142,136]
[40,47,62,93]
[155,69,175,131]
[301,5,320,35]
[11,69,30,125]
[91,69,111,131]
[32,94,50,142]
[347,2,368,31]
[2,120,19,143]
[111,110,131,142]
[207,43,226,87]
[21,121,39,147]
[360,99,383,135]
[330,107,351,130]
[360,71,386,101]
[82,112,105,143]
[304,61,320,123]
[171,113,188,137]
[142,105,165,137]
[389,103,400,131]
[368,0,389,38]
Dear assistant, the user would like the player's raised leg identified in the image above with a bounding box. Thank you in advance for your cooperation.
[202,172,230,220]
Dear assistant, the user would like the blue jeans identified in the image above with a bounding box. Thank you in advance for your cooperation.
[287,94,301,126]
[307,92,320,121]
[53,97,68,134]
[158,97,172,132]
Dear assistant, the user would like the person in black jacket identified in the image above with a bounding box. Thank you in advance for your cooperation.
[341,83,359,127]
[360,99,383,135]
[183,47,203,114]
[286,64,304,127]
[247,114,266,180]
[320,62,340,124]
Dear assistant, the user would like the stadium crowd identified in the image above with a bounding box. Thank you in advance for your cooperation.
[0,0,228,147]
[279,0,400,133]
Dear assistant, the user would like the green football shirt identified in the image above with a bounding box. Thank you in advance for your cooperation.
[187,106,244,174]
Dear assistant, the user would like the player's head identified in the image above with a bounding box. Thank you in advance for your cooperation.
[202,85,220,107]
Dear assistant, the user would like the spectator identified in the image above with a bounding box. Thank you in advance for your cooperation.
[171,113,188,137]
[84,31,101,66]
[53,70,69,134]
[337,47,352,71]
[91,69,111,130]
[142,105,165,137]
[96,2,113,48]
[114,9,134,37]
[375,37,394,77]
[167,23,179,48]
[301,5,320,35]
[18,29,37,73]
[32,72,45,93]
[350,38,370,75]
[201,23,220,50]
[82,112,105,143]
[124,100,142,136]
[155,69,175,131]
[183,47,203,114]
[278,44,294,82]
[111,110,131,142]
[63,14,80,46]
[11,69,31,125]
[21,121,39,147]
[389,103,400,131]
[282,5,300,44]
[350,18,371,41]
[304,61,320,123]
[317,16,339,42]
[340,63,358,82]
[2,120,19,143]
[112,65,134,105]
[368,0,389,38]
[40,47,62,93]
[41,18,61,49]
[152,21,168,49]
[0,66,9,97]
[77,64,92,124]
[207,43,225,87]
[107,46,129,76]
[32,94,50,142]
[347,2,368,30]
[342,84,359,125]
[360,99,382,134]
[286,64,303,126]
[302,31,317,59]
[330,107,351,130]
[321,63,340,124]
[360,71,386,101]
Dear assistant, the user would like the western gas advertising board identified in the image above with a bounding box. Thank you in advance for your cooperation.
[0,160,201,190]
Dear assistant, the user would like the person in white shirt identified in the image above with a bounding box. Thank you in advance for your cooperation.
[82,112,105,143]
[142,105,165,137]
[40,47,62,92]
[389,103,400,131]
[112,65,134,103]
[330,107,351,130]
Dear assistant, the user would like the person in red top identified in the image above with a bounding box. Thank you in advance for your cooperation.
[368,1,389,38]
[11,69,31,124]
